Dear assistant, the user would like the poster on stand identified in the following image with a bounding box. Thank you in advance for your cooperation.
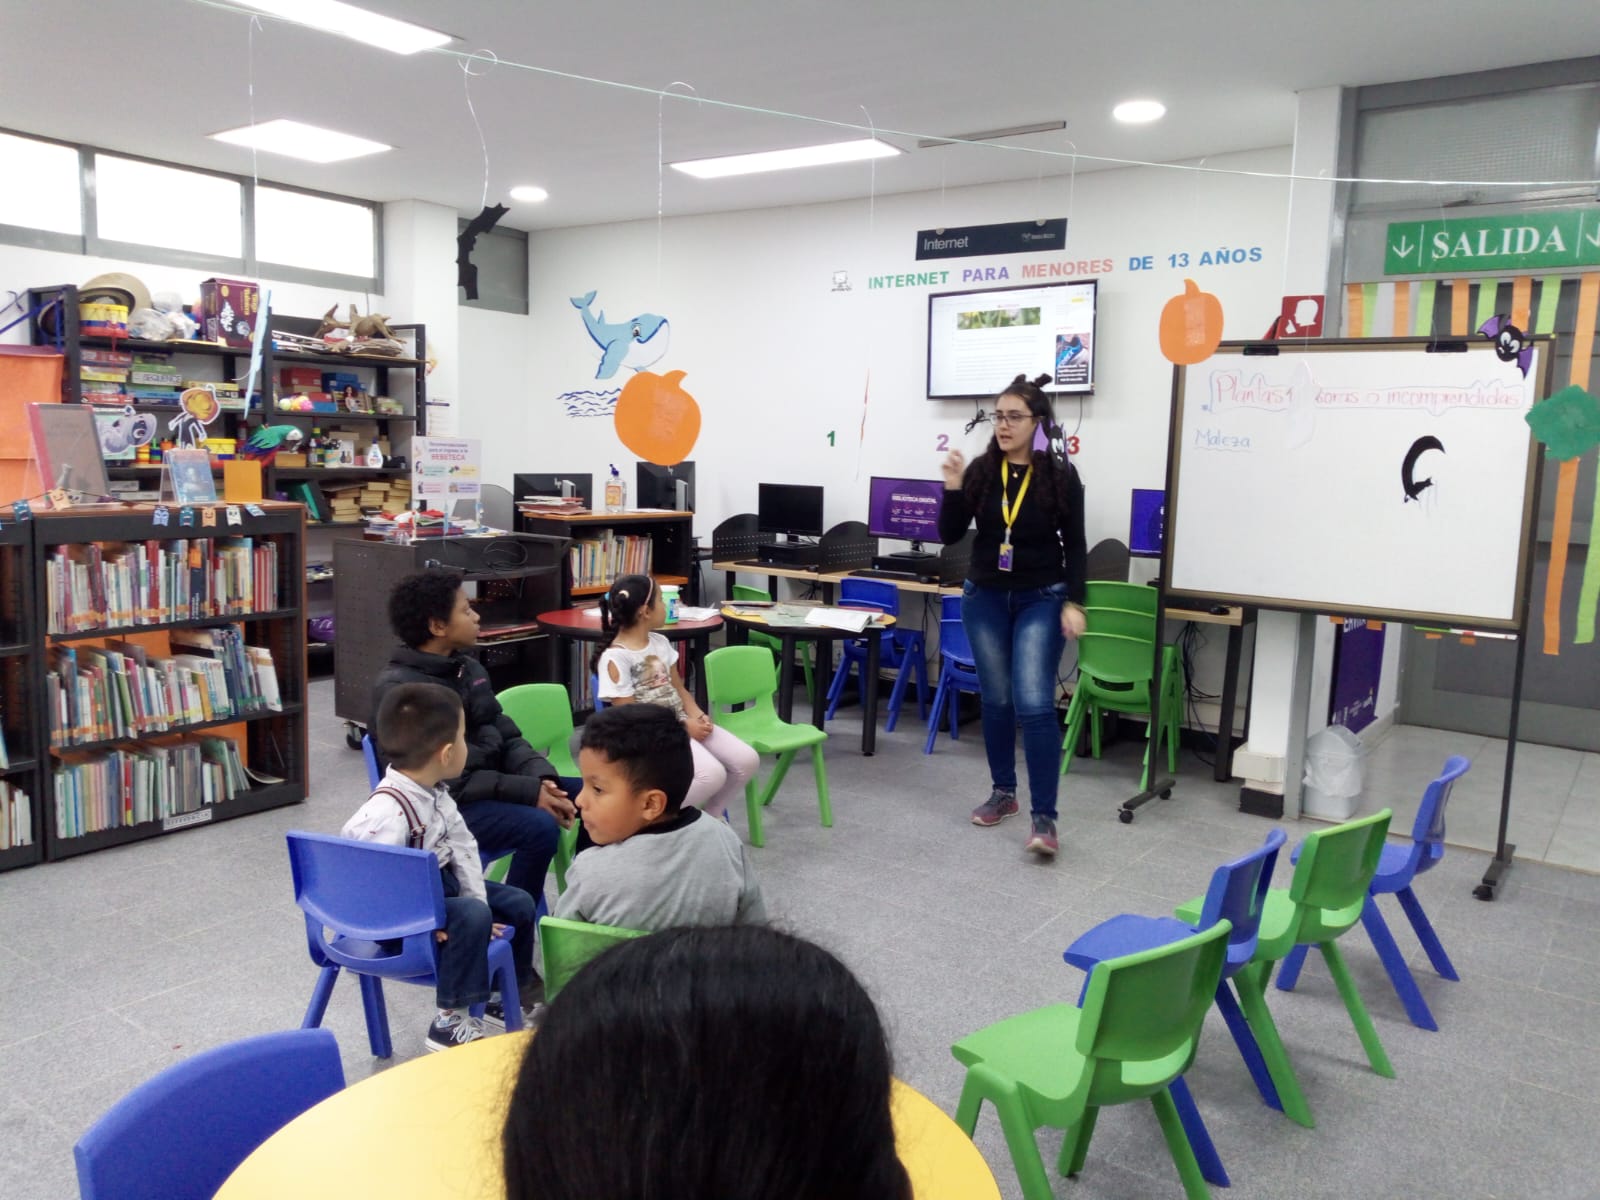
[411,436,482,517]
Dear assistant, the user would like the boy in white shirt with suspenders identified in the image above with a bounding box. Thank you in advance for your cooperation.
[343,682,539,1051]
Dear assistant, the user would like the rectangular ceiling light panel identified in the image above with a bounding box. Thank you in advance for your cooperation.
[211,118,391,164]
[233,0,454,55]
[670,138,900,179]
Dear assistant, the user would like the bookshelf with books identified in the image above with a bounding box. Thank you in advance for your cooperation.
[26,502,309,862]
[0,518,43,871]
[514,510,693,604]
[25,285,426,516]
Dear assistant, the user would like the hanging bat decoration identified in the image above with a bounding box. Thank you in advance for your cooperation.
[1478,314,1534,378]
[1402,435,1445,503]
[457,203,510,300]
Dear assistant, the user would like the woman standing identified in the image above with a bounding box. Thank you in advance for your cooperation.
[937,373,1087,856]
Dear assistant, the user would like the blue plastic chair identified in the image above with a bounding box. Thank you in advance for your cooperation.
[1062,828,1287,1187]
[924,613,981,754]
[361,730,381,787]
[1273,756,1470,1030]
[824,579,929,731]
[287,831,523,1059]
[74,1028,344,1200]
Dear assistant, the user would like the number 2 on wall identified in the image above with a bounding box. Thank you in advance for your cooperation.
[936,434,949,452]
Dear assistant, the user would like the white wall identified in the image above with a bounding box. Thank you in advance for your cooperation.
[0,244,381,346]
[458,145,1294,710]
[484,146,1293,533]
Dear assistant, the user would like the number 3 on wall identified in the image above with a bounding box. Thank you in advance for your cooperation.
[936,434,949,452]
[1066,435,1080,455]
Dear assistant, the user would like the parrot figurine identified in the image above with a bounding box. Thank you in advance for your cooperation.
[242,424,305,464]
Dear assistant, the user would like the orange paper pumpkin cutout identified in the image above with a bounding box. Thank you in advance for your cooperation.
[1160,279,1225,365]
[614,369,701,466]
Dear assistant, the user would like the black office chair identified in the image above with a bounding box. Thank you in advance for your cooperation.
[1086,538,1131,582]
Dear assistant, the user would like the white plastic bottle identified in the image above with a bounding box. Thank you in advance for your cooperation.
[604,463,627,513]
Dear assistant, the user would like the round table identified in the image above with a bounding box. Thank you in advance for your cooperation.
[215,1032,1000,1200]
[536,607,723,710]
[719,603,895,755]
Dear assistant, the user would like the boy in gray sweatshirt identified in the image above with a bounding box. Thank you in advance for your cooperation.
[557,705,765,929]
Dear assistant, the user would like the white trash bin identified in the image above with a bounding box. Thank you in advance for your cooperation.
[1302,725,1365,820]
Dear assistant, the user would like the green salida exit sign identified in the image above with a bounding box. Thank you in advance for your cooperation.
[1384,212,1600,274]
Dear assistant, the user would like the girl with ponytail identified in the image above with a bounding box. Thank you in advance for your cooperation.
[935,373,1088,858]
[590,574,759,821]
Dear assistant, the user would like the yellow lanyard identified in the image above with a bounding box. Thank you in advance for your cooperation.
[1000,461,1033,539]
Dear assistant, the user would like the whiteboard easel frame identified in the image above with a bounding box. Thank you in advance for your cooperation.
[1161,336,1553,632]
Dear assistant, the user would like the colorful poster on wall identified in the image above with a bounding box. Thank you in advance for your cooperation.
[411,436,482,513]
[1329,618,1386,733]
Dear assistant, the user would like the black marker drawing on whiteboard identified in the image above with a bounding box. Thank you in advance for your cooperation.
[1477,314,1534,378]
[1402,436,1445,502]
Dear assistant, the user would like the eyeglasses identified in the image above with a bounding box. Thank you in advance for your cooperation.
[993,411,1035,427]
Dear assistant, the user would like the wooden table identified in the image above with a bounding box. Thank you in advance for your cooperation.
[535,607,723,711]
[715,559,965,603]
[720,603,894,755]
[215,1032,1001,1200]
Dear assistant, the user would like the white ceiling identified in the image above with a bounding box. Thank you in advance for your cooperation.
[3,0,1599,232]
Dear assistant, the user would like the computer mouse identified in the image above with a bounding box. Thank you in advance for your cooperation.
[1209,604,1230,615]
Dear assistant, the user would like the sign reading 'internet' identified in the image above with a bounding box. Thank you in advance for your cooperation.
[915,219,1067,260]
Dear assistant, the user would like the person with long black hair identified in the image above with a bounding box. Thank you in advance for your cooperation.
[502,925,912,1200]
[937,373,1087,857]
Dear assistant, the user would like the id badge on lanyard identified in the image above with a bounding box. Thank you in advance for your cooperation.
[998,461,1032,573]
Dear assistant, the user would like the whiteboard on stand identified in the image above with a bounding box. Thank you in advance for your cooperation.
[1164,338,1548,630]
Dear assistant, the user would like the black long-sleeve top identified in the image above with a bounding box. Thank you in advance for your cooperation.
[937,457,1087,601]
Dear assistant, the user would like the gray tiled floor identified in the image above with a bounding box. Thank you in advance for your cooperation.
[3,684,1599,1198]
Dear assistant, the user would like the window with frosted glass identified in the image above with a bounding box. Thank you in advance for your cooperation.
[254,185,376,278]
[94,154,242,257]
[0,132,81,234]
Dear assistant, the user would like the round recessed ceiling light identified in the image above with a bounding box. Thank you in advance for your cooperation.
[1112,99,1166,124]
[509,185,549,203]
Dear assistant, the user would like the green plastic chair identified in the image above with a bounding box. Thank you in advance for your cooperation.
[951,920,1232,1200]
[731,584,815,702]
[1058,630,1167,789]
[538,916,647,1002]
[496,683,584,892]
[1175,808,1395,1129]
[704,644,831,848]
[1083,582,1184,763]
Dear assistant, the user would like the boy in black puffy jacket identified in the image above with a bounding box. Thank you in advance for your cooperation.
[372,570,576,922]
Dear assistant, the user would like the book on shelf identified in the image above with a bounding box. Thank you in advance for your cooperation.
[45,537,281,633]
[48,638,281,746]
[567,531,654,589]
[51,735,249,838]
[0,713,8,769]
[0,782,32,850]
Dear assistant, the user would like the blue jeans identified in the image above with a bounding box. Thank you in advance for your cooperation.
[434,875,537,1009]
[960,580,1068,819]
[458,799,559,902]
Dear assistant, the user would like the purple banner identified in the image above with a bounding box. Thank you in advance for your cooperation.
[1329,618,1386,733]
[868,477,943,542]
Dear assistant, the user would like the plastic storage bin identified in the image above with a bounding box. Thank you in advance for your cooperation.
[1303,724,1366,820]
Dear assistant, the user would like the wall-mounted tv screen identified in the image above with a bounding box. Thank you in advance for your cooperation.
[927,279,1098,399]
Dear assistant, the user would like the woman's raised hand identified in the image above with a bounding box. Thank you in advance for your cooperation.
[941,449,966,489]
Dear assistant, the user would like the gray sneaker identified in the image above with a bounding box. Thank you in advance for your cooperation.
[1025,815,1059,856]
[971,788,1020,827]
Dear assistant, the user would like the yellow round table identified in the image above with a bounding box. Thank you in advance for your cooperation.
[215,1032,998,1199]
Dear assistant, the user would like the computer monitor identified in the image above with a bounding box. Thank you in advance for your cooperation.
[1129,488,1165,558]
[514,472,593,508]
[636,461,695,512]
[757,482,825,538]
[867,476,944,548]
